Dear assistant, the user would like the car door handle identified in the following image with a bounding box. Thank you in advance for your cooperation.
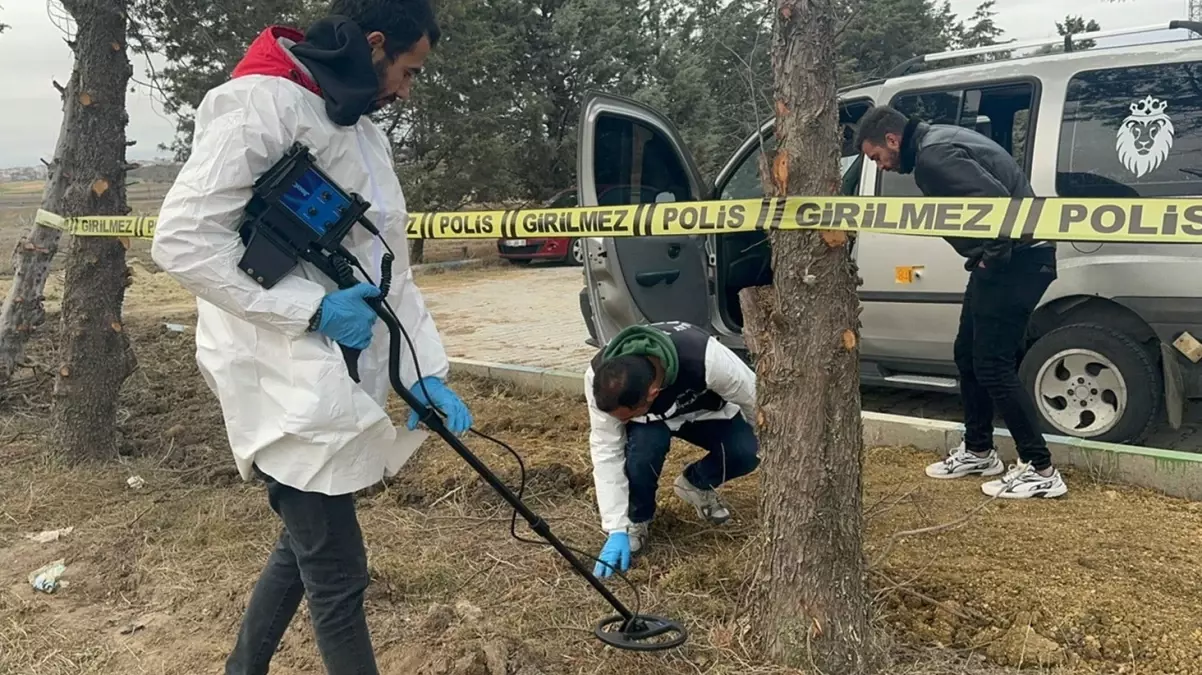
[635,270,681,287]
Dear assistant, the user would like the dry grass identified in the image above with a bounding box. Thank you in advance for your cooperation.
[0,181,169,279]
[2,313,1202,673]
[0,359,1035,675]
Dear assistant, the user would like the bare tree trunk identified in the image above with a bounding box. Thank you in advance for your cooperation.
[741,0,882,671]
[409,239,425,265]
[50,0,138,461]
[0,113,75,386]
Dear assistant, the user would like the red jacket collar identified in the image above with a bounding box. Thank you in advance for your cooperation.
[230,26,322,96]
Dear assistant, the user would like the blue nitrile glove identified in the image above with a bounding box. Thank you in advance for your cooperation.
[312,283,381,350]
[593,532,631,578]
[406,376,473,434]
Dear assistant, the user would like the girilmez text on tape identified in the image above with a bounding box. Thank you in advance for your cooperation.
[35,196,1202,243]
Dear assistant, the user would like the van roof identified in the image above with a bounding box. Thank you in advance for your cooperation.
[837,20,1202,99]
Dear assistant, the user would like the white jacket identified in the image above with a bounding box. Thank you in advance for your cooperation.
[152,70,448,496]
[585,336,756,534]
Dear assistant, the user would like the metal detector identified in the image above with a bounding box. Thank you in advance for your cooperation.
[234,142,687,652]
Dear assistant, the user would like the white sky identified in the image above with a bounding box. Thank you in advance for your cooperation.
[0,0,1192,167]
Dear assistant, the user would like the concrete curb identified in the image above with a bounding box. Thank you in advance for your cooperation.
[449,357,1202,502]
[450,357,586,397]
[412,258,491,273]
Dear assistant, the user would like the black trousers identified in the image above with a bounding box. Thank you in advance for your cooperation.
[225,469,377,675]
[954,247,1056,471]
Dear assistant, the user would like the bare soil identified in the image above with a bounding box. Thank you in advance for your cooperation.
[1,237,1201,672]
[0,269,1200,673]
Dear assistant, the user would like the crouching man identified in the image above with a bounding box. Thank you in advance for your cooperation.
[586,321,760,577]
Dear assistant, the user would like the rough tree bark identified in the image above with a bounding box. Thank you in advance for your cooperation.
[410,239,425,265]
[49,0,138,461]
[740,0,882,671]
[0,115,74,385]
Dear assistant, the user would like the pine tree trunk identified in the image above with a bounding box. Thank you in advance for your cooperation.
[50,0,138,461]
[741,0,882,671]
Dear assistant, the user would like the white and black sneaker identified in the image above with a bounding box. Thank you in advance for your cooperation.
[673,475,731,524]
[924,442,1005,479]
[981,462,1068,499]
[628,520,650,555]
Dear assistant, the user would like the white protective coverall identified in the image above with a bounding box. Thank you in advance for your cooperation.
[152,50,447,496]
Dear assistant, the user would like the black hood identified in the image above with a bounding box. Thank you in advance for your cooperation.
[290,16,379,126]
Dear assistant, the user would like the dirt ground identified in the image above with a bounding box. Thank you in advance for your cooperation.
[1,262,1202,674]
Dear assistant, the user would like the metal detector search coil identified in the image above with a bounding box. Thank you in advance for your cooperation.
[233,142,687,653]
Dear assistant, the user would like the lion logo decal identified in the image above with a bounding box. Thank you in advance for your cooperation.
[1116,95,1174,178]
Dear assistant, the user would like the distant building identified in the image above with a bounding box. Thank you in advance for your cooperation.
[0,161,181,184]
[0,165,48,183]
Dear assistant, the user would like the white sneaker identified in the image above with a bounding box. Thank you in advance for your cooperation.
[673,475,731,524]
[981,462,1068,499]
[628,521,650,555]
[924,442,1005,479]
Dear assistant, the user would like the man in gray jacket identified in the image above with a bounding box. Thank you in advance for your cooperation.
[855,105,1067,500]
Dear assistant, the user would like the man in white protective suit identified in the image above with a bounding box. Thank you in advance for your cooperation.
[150,1,472,672]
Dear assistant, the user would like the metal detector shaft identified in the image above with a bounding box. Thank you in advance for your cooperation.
[237,151,682,648]
[341,300,637,625]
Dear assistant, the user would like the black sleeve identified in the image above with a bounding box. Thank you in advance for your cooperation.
[915,144,1009,197]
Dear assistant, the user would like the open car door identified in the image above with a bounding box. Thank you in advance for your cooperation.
[577,92,711,344]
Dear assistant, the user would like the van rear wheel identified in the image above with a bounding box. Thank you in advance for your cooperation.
[1018,323,1161,444]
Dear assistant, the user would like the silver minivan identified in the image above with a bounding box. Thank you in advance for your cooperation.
[576,22,1202,445]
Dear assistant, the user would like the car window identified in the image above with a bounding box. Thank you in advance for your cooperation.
[1057,61,1202,198]
[548,191,577,208]
[718,100,873,200]
[598,185,662,205]
[593,115,692,204]
[718,139,865,200]
[878,82,1036,197]
[720,137,777,200]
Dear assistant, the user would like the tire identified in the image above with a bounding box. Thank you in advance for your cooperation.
[1017,323,1161,444]
[567,238,585,266]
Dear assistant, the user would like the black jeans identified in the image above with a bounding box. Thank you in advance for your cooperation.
[954,247,1056,471]
[625,414,760,524]
[225,469,377,675]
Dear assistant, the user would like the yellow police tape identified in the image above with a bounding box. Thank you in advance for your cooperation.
[34,196,1202,243]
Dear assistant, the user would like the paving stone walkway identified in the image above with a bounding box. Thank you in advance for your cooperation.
[418,265,595,372]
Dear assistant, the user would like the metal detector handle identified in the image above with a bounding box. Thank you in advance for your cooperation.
[336,295,388,384]
[339,345,362,383]
[328,258,375,384]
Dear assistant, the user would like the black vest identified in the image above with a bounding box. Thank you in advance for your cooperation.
[590,321,726,421]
